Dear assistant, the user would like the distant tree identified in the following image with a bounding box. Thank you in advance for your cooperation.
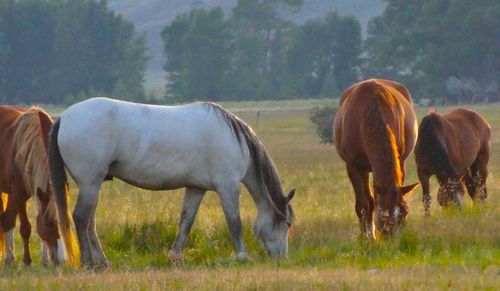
[52,0,147,103]
[0,4,9,102]
[0,0,147,104]
[0,0,57,103]
[162,8,230,101]
[365,0,500,103]
[286,11,362,98]
[226,0,302,100]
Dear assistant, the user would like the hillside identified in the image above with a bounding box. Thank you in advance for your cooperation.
[107,0,385,94]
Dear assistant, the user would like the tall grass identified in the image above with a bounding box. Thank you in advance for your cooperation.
[0,103,498,289]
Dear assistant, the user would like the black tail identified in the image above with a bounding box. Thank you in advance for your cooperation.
[416,114,457,179]
[48,119,80,266]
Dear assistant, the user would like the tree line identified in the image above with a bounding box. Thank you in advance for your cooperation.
[0,0,498,105]
[0,0,147,104]
[162,0,499,103]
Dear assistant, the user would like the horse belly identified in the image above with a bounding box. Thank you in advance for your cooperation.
[108,154,213,191]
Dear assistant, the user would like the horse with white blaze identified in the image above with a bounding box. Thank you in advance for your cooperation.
[49,97,295,267]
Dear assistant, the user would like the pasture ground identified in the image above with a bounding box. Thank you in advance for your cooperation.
[1,100,499,290]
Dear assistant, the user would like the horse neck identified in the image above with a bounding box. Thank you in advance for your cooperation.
[242,158,284,217]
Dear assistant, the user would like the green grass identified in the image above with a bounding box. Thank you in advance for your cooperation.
[1,102,499,289]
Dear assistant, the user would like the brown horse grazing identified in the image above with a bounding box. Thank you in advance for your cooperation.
[0,106,62,265]
[334,79,419,239]
[415,108,491,215]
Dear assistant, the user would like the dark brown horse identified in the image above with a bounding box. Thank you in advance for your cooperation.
[415,108,491,215]
[0,105,61,265]
[334,79,419,239]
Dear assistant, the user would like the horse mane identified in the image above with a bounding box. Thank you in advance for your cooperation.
[415,113,458,179]
[363,82,405,188]
[13,107,56,219]
[202,102,288,218]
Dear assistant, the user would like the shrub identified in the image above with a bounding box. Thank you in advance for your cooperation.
[309,105,337,144]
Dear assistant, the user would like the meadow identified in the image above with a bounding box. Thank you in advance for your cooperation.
[1,100,499,290]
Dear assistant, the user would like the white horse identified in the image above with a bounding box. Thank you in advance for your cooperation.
[49,97,295,267]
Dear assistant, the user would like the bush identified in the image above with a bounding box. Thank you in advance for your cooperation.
[309,105,337,144]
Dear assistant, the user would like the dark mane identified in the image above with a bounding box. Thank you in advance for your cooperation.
[415,113,457,179]
[202,102,287,217]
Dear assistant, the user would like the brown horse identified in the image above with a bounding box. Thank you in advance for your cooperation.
[415,108,491,215]
[0,105,61,265]
[334,79,419,239]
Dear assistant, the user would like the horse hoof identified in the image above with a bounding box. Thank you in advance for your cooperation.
[92,262,110,272]
[4,257,15,266]
[233,252,249,262]
[169,251,184,266]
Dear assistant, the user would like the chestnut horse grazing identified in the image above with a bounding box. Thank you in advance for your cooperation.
[334,79,419,239]
[0,106,63,265]
[49,97,295,268]
[415,108,491,215]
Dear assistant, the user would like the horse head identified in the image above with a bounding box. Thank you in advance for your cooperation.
[437,178,464,208]
[253,188,295,259]
[374,183,418,238]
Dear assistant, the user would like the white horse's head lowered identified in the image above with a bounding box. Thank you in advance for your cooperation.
[254,188,295,258]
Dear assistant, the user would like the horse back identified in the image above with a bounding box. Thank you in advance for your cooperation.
[0,105,53,195]
[442,109,491,172]
[335,79,417,171]
[57,98,251,191]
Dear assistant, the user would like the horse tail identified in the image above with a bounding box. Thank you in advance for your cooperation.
[0,192,7,259]
[364,91,404,187]
[416,114,457,179]
[48,119,80,267]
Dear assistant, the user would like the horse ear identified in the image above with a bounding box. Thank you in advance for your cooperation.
[401,183,419,196]
[287,188,296,202]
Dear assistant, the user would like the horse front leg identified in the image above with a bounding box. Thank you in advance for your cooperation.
[18,200,32,265]
[170,187,205,265]
[217,184,247,260]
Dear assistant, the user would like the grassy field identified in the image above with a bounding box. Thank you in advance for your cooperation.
[1,101,499,289]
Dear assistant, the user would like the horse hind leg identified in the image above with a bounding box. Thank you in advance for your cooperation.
[1,192,21,265]
[88,203,108,268]
[473,153,489,203]
[170,187,205,265]
[464,167,477,201]
[73,184,101,268]
[347,165,374,240]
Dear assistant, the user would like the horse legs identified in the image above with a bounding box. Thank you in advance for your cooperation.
[464,167,477,199]
[170,187,205,264]
[73,185,100,267]
[41,242,49,265]
[473,152,489,203]
[1,192,20,265]
[88,204,108,267]
[347,164,373,240]
[18,200,31,265]
[417,169,431,216]
[217,184,247,260]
